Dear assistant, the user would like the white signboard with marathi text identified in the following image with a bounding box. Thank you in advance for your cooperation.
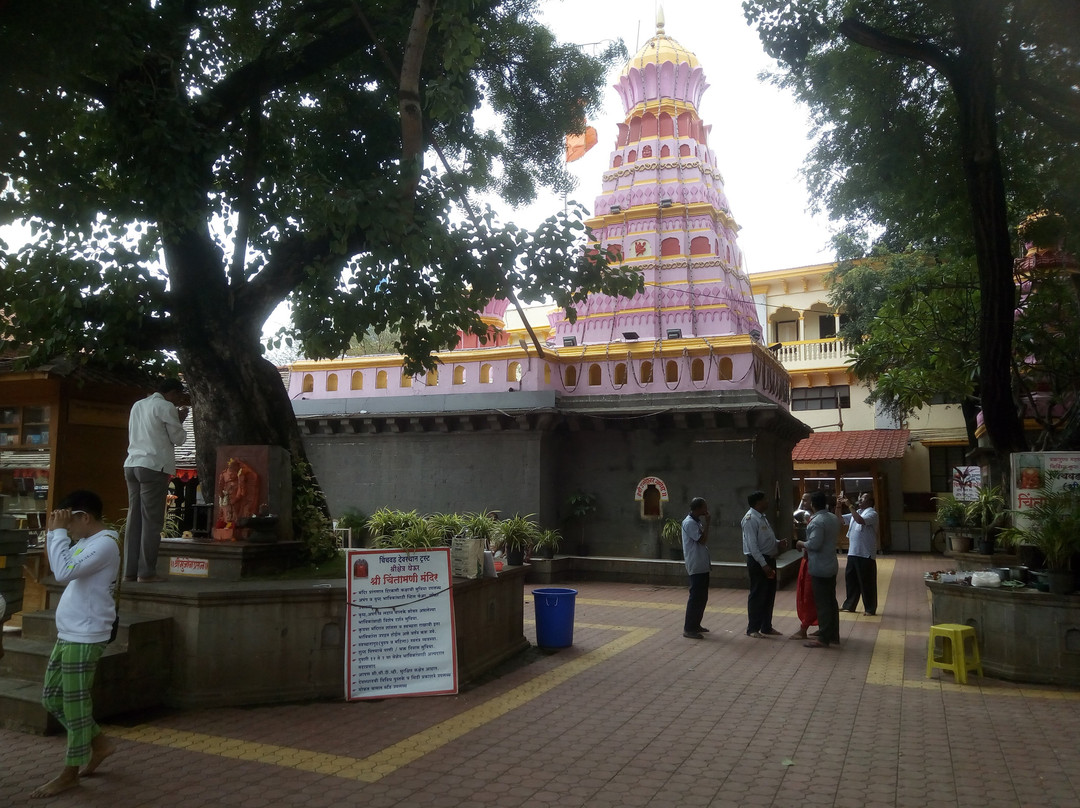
[1010,451,1080,528]
[345,548,458,700]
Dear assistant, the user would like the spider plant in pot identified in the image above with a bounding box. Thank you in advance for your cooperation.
[964,484,1007,555]
[497,513,539,566]
[427,512,467,547]
[933,494,967,529]
[367,508,425,548]
[532,528,562,559]
[661,517,683,560]
[463,511,502,550]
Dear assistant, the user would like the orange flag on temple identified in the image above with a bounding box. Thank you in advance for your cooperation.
[565,126,598,163]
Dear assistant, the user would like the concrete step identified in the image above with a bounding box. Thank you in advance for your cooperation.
[19,609,171,651]
[0,675,58,734]
[0,610,174,735]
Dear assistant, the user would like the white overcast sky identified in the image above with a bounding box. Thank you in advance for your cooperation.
[505,0,837,273]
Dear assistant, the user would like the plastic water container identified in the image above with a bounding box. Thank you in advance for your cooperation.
[532,587,578,648]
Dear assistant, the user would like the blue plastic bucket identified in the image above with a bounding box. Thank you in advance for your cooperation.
[532,587,577,648]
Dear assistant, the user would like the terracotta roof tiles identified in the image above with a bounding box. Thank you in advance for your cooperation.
[792,429,910,462]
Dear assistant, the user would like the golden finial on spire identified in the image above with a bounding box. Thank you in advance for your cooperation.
[656,6,665,36]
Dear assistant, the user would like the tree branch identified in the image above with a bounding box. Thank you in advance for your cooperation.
[999,74,1080,140]
[838,17,957,82]
[196,15,372,128]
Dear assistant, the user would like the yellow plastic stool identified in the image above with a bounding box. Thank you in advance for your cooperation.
[926,623,983,684]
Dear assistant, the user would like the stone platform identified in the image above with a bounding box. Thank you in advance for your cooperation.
[525,550,802,589]
[158,537,305,582]
[926,579,1080,686]
[10,564,529,715]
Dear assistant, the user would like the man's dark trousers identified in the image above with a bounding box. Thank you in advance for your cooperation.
[684,572,710,632]
[745,555,777,634]
[811,574,840,645]
[842,555,878,614]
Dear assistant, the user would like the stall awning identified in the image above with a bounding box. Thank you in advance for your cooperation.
[792,429,910,463]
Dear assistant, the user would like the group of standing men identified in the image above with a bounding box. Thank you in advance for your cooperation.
[681,488,879,648]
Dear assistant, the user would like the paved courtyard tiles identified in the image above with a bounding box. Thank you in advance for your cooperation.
[2,554,1079,807]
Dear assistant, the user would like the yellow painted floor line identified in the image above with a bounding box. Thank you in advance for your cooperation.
[866,629,907,687]
[108,626,656,782]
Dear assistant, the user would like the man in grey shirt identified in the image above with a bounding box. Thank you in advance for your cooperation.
[797,491,840,648]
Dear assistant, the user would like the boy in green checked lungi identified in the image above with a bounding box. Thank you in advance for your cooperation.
[31,491,120,799]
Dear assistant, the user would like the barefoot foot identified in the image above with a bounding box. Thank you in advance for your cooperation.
[82,734,116,776]
[30,768,79,799]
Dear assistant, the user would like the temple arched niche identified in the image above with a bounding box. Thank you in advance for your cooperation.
[589,364,602,386]
[376,370,387,389]
[425,369,438,387]
[659,113,674,136]
[481,364,493,384]
[326,373,338,392]
[641,361,654,384]
[665,360,679,383]
[641,485,661,517]
[507,362,522,382]
[641,113,658,137]
[351,371,363,390]
[614,363,628,385]
[689,236,711,255]
[400,372,412,388]
[453,366,466,385]
[302,374,314,393]
[691,358,705,381]
[718,357,733,381]
[564,366,577,387]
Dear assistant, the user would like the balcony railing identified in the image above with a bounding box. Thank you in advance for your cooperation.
[772,337,851,368]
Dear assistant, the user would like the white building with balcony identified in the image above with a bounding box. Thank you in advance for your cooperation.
[750,264,971,552]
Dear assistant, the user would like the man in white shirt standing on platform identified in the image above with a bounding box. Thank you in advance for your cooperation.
[123,378,188,583]
[838,492,879,616]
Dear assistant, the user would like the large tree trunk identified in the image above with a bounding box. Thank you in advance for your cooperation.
[179,329,305,486]
[165,228,307,486]
[953,6,1028,458]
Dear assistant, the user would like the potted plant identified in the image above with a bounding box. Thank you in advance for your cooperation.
[427,512,467,547]
[661,517,683,560]
[367,508,425,548]
[964,484,1007,555]
[532,528,562,559]
[463,511,502,550]
[497,513,539,566]
[563,491,597,556]
[1001,480,1080,595]
[336,508,370,548]
[934,494,975,553]
[934,494,967,528]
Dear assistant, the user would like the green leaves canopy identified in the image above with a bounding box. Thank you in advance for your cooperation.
[743,0,1080,455]
[0,0,641,476]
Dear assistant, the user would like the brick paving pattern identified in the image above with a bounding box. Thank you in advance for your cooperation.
[2,554,1078,807]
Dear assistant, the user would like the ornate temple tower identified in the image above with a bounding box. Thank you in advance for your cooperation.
[288,14,806,560]
[549,11,762,348]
